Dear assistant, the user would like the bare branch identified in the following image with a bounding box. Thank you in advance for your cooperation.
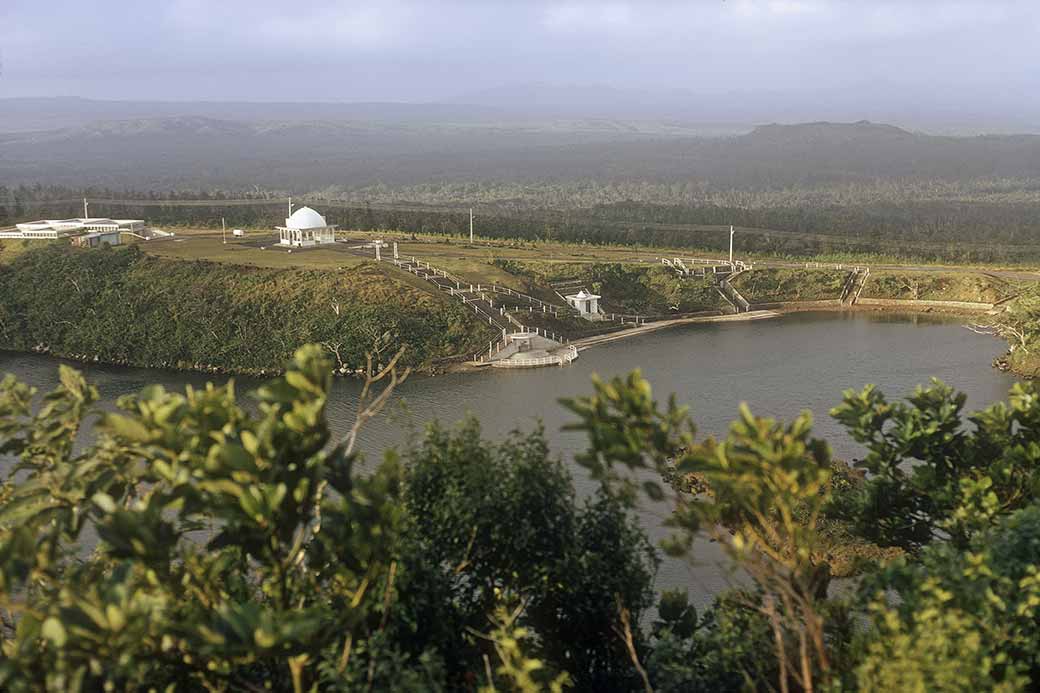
[613,596,654,693]
[340,346,412,457]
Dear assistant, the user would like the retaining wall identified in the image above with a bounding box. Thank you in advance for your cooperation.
[856,297,995,311]
[750,299,843,310]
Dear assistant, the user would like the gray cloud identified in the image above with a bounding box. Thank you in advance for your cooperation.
[1,0,1037,125]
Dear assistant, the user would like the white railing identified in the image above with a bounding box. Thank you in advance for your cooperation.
[472,328,570,363]
[852,267,871,304]
[839,267,860,302]
[394,253,656,333]
[490,346,579,369]
[719,278,751,312]
[805,262,866,272]
[662,257,752,277]
[392,257,568,323]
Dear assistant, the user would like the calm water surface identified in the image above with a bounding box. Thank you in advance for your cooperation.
[0,312,1018,606]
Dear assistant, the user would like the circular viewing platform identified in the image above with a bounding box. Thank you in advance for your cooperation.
[475,332,579,369]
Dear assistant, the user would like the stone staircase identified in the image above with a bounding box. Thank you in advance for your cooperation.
[842,267,870,305]
[390,257,574,358]
[717,272,751,312]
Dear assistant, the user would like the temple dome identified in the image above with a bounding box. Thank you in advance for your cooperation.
[285,206,327,230]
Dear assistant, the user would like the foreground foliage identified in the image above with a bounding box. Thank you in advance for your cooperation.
[0,346,660,691]
[0,345,407,690]
[0,345,1038,690]
[563,372,1040,691]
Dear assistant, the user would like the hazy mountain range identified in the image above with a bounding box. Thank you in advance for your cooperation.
[2,98,1040,193]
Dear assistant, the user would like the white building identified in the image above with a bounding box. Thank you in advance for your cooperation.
[276,206,337,247]
[0,217,144,241]
[566,289,601,318]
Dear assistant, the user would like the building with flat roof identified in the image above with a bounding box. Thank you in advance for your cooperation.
[1,217,144,241]
[276,206,337,247]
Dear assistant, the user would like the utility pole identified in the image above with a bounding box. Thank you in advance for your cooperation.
[222,217,227,244]
[469,208,474,244]
[288,197,293,218]
[729,225,735,266]
[83,197,89,219]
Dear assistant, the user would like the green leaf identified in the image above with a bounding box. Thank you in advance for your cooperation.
[92,492,117,514]
[103,413,152,442]
[42,617,67,647]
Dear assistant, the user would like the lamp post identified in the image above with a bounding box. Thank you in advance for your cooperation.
[729,225,735,265]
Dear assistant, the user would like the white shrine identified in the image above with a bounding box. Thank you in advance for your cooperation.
[566,289,601,318]
[277,205,337,247]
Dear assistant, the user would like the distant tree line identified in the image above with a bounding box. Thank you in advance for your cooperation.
[5,185,1040,263]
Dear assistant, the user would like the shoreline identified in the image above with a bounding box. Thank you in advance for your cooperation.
[561,298,999,353]
[3,299,1014,380]
[570,310,780,350]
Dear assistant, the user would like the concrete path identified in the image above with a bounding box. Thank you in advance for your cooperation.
[571,310,779,351]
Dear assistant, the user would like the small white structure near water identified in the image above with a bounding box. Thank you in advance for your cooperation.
[277,206,337,247]
[566,289,601,318]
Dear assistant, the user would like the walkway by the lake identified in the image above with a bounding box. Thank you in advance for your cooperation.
[571,309,779,350]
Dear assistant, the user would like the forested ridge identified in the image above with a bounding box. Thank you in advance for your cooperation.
[6,120,1040,262]
[0,244,492,374]
[5,118,1040,189]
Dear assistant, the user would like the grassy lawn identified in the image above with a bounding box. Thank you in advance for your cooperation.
[139,229,1038,315]
[140,229,695,302]
[132,220,1040,274]
[141,232,370,270]
[0,238,42,263]
[143,230,670,273]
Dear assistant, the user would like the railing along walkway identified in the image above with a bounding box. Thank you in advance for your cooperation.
[718,275,751,312]
[489,345,579,369]
[389,255,658,359]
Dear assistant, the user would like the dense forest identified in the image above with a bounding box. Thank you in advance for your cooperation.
[1,346,1039,690]
[5,185,1040,264]
[5,119,1040,263]
[5,117,1040,190]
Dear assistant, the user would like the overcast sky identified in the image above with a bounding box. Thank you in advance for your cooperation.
[2,0,1038,124]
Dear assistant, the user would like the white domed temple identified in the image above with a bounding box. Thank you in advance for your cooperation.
[277,206,337,247]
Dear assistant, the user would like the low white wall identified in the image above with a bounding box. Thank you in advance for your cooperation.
[856,297,995,311]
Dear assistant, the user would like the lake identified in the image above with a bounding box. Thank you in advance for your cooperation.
[0,311,1018,606]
